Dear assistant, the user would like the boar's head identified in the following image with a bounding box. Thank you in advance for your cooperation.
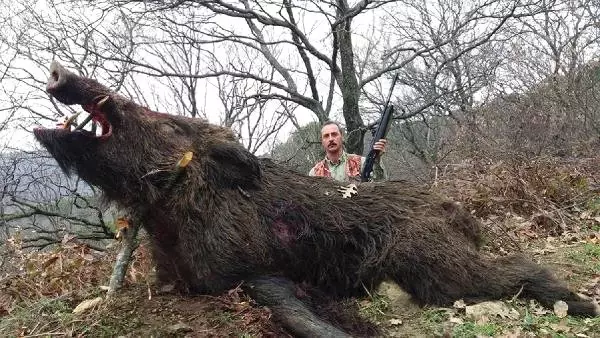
[34,61,260,205]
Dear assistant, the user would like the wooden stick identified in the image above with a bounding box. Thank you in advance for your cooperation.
[106,151,193,296]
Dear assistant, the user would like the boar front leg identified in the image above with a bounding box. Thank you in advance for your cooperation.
[245,276,351,338]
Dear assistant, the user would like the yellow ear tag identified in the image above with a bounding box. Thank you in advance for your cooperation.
[176,151,194,168]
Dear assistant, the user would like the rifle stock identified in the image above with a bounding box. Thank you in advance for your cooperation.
[360,105,394,182]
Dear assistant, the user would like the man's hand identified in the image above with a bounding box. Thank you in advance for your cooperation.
[373,139,387,153]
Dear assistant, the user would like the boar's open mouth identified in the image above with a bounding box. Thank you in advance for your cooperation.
[35,61,113,140]
[63,96,113,140]
[34,96,113,141]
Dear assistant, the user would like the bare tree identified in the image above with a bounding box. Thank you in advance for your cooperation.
[214,73,298,154]
[271,121,323,174]
[482,0,600,157]
[0,2,136,251]
[61,0,535,157]
[342,0,544,179]
[0,151,114,251]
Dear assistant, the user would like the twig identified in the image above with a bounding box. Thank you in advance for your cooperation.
[107,220,140,296]
[147,279,152,300]
[361,282,374,300]
[510,284,524,302]
[106,151,194,296]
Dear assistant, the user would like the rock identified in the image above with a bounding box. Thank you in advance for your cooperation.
[159,284,175,293]
[389,318,403,326]
[168,322,193,334]
[377,281,415,310]
[465,301,519,321]
[553,300,569,318]
[72,297,103,314]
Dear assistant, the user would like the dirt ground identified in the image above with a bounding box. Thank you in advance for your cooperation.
[2,230,598,337]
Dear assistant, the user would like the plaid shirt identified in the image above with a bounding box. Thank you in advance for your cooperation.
[309,151,386,182]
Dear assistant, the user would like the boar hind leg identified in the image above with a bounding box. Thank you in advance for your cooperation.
[389,251,600,317]
[245,276,351,338]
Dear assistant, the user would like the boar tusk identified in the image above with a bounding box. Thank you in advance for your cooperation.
[97,95,110,108]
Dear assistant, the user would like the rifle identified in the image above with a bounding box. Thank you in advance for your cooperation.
[361,73,399,182]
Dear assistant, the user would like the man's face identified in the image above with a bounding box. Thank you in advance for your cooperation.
[321,124,342,154]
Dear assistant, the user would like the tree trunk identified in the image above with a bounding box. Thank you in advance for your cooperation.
[335,0,365,155]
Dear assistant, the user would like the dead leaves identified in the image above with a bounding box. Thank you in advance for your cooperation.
[436,297,600,337]
[434,158,600,241]
[578,276,600,301]
[388,318,403,326]
[337,184,358,199]
[0,293,14,317]
[579,210,600,223]
[0,238,153,303]
[451,299,520,326]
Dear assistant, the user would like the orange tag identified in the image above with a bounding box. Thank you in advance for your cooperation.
[115,217,131,240]
[116,217,130,230]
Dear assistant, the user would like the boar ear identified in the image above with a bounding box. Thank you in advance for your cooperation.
[205,141,262,190]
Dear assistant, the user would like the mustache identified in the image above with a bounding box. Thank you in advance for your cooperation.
[327,141,337,146]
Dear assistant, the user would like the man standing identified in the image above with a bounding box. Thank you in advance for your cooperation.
[309,121,387,182]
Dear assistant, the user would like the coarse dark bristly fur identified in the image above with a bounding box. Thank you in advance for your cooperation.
[34,62,599,337]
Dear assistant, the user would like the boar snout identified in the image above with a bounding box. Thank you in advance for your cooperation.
[46,61,110,106]
[46,61,80,104]
[47,61,68,93]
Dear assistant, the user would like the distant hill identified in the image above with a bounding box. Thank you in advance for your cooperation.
[0,149,94,203]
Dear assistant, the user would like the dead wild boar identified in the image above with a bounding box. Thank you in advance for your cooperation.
[34,61,599,337]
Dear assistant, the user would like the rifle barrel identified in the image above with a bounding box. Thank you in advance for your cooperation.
[361,73,399,182]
